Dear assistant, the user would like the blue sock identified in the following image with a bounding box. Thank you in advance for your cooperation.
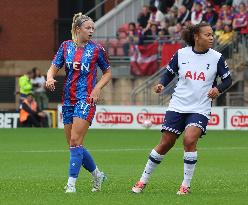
[69,146,84,178]
[82,148,96,172]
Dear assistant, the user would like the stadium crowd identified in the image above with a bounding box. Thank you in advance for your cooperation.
[114,0,248,56]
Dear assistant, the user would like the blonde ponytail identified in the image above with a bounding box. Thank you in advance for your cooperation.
[71,12,92,45]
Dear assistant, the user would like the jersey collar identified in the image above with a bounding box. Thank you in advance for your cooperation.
[192,47,209,54]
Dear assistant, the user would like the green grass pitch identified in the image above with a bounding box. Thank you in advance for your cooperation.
[0,129,247,205]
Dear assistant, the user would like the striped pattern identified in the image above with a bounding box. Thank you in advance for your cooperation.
[161,125,181,135]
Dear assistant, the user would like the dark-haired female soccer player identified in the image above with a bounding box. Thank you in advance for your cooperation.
[132,22,232,195]
[46,13,111,193]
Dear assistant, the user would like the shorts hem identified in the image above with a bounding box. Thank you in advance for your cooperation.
[161,126,181,135]
[185,123,206,135]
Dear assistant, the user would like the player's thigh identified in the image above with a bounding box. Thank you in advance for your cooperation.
[62,105,74,144]
[183,126,202,147]
[69,100,96,144]
[64,124,72,145]
[71,117,90,145]
[184,113,209,146]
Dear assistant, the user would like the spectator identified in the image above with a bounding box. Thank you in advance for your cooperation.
[18,70,33,105]
[158,0,176,13]
[137,5,151,29]
[168,23,183,39]
[168,5,190,36]
[232,0,247,11]
[150,0,160,8]
[145,5,166,30]
[146,6,158,29]
[202,3,218,26]
[182,0,194,10]
[173,0,184,8]
[19,93,47,127]
[123,22,140,56]
[158,28,170,43]
[177,5,191,26]
[232,2,248,32]
[214,19,224,40]
[217,24,235,45]
[31,67,49,110]
[218,4,234,26]
[141,22,160,44]
[191,2,204,25]
[155,9,166,28]
[164,6,178,27]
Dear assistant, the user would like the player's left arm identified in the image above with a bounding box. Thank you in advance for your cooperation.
[90,46,112,105]
[208,56,232,99]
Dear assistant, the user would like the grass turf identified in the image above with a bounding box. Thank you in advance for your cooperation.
[0,129,247,205]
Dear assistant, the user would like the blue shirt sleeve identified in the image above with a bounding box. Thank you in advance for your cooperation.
[52,42,65,69]
[217,56,231,79]
[166,52,179,75]
[97,46,110,72]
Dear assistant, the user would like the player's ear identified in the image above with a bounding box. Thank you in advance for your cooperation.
[194,33,199,42]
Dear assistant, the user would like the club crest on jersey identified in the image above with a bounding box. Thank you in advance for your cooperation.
[85,50,92,58]
[185,71,206,81]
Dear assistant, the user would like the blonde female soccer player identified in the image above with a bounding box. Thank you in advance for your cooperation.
[46,13,111,193]
[132,22,232,195]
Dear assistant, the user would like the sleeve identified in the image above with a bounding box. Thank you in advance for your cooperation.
[159,69,175,87]
[52,41,65,69]
[216,56,232,93]
[159,52,178,86]
[216,75,232,93]
[217,56,231,79]
[166,52,179,75]
[97,46,110,72]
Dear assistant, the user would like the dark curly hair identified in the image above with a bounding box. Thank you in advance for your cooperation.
[181,23,211,47]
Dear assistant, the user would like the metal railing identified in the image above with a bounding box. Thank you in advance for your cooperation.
[226,92,248,106]
[94,0,149,37]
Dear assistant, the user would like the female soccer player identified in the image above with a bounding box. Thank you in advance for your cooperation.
[132,22,232,195]
[46,13,111,193]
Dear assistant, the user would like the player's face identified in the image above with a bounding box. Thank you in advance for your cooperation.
[196,26,214,49]
[77,20,95,42]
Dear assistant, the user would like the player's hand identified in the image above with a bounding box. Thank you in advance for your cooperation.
[46,78,57,91]
[154,84,165,93]
[208,87,220,99]
[90,87,101,106]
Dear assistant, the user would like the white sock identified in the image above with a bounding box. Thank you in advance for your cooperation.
[140,149,165,184]
[182,151,197,187]
[67,177,77,186]
[91,166,101,179]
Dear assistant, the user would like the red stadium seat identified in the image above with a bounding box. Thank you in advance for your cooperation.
[118,31,128,39]
[116,47,124,56]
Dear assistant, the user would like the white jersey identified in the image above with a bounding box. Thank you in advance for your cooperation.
[31,76,46,93]
[166,46,230,118]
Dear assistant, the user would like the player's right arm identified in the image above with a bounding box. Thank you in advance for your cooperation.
[46,65,59,91]
[46,41,66,91]
[154,52,179,93]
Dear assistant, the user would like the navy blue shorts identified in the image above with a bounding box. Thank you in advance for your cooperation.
[62,99,96,125]
[161,111,209,136]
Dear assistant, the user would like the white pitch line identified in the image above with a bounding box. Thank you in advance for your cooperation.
[1,147,248,153]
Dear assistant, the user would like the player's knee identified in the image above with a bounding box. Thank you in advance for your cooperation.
[70,137,80,146]
[159,135,176,150]
[183,137,197,151]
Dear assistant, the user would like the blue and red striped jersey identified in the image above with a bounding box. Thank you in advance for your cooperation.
[52,40,110,106]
